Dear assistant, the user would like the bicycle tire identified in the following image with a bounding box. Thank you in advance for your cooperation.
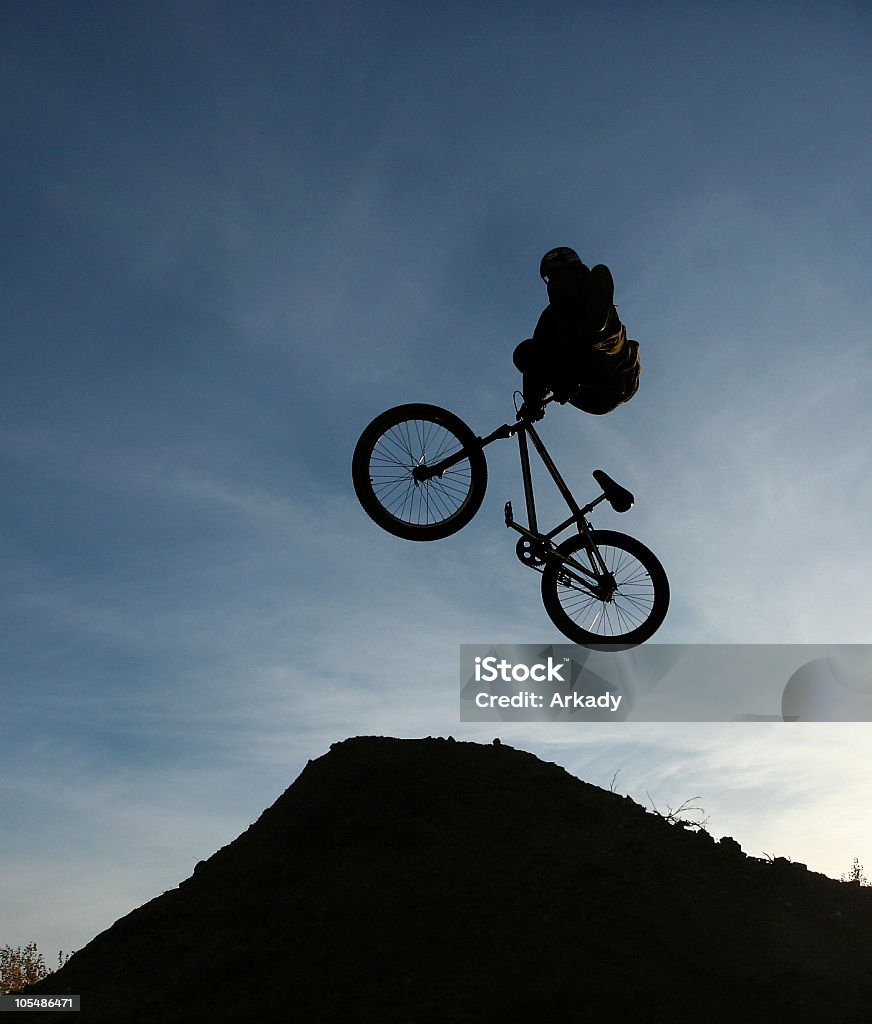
[352,403,488,541]
[541,529,669,648]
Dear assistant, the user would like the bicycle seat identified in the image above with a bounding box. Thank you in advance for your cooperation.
[592,469,634,513]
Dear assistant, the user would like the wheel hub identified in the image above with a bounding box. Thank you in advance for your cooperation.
[588,571,618,601]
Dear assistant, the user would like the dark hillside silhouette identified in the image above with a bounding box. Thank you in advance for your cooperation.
[26,736,872,1022]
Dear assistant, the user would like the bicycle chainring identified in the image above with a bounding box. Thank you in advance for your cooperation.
[515,536,548,569]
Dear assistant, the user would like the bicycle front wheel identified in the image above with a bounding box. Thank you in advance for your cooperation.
[352,404,487,541]
[541,529,669,648]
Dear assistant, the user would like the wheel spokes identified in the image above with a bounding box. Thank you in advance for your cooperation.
[555,543,657,639]
[368,418,473,528]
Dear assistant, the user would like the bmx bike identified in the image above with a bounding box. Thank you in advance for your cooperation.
[352,394,669,647]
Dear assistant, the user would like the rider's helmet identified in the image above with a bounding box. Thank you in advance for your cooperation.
[539,246,583,283]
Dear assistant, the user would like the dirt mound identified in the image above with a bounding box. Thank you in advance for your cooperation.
[26,736,872,1022]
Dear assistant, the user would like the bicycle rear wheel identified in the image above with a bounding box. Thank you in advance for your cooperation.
[541,529,669,648]
[352,404,487,541]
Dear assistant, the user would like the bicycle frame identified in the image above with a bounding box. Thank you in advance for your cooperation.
[355,397,667,645]
[493,420,615,594]
[415,405,620,596]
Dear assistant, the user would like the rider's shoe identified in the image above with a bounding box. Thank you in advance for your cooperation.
[585,263,615,333]
[517,400,545,422]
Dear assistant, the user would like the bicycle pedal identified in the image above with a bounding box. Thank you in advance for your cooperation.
[504,501,513,525]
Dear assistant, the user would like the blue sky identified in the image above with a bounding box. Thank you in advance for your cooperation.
[2,1,871,959]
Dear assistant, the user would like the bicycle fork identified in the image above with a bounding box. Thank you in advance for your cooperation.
[411,420,515,484]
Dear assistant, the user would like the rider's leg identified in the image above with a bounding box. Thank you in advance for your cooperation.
[513,339,549,416]
[512,338,535,373]
[583,264,615,333]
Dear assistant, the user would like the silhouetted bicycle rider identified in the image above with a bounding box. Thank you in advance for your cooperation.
[513,247,641,420]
